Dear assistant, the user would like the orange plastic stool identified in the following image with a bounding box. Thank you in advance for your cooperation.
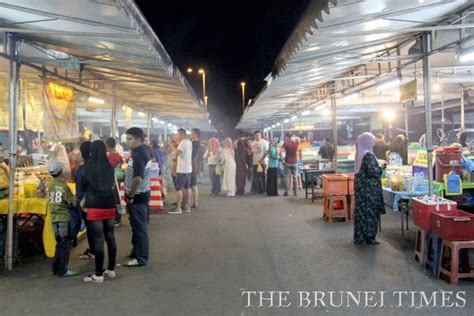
[414,228,428,265]
[438,240,474,286]
[323,195,348,223]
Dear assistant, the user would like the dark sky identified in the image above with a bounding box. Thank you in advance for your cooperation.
[135,0,310,132]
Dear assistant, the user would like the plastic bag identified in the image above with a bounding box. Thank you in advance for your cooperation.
[412,172,425,192]
[445,172,462,196]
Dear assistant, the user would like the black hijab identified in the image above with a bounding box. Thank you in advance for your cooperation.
[84,140,114,192]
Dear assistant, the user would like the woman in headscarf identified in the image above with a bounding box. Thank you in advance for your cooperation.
[220,137,236,197]
[53,143,72,180]
[204,135,221,196]
[81,140,117,283]
[354,132,384,245]
[235,137,250,195]
[266,138,279,196]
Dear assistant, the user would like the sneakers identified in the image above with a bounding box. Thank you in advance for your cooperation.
[124,258,145,267]
[283,192,288,196]
[79,250,94,260]
[167,208,183,215]
[183,209,192,213]
[58,270,79,277]
[104,269,116,278]
[191,204,198,209]
[83,274,104,283]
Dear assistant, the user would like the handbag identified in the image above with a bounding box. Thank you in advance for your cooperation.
[215,164,223,176]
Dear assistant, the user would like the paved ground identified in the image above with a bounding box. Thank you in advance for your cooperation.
[1,183,474,316]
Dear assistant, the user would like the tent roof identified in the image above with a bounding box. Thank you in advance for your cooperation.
[0,0,214,131]
[238,0,474,131]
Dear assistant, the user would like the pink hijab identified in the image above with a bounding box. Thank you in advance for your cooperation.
[209,137,219,155]
[223,137,234,157]
[355,132,376,173]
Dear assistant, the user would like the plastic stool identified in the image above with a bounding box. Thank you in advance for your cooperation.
[438,240,474,286]
[425,233,443,276]
[323,195,348,223]
[414,229,428,265]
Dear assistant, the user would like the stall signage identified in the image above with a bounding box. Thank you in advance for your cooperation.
[400,80,417,103]
[46,82,74,102]
[413,150,435,168]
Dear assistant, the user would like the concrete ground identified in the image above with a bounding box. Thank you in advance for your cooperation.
[1,182,474,316]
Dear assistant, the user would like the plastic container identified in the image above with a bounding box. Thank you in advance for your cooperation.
[431,209,474,241]
[323,174,348,196]
[435,147,462,182]
[24,183,37,198]
[412,196,457,231]
[347,173,354,195]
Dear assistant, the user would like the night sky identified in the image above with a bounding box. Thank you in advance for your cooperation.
[136,0,311,134]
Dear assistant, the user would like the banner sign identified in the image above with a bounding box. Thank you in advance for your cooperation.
[43,81,79,141]
[0,77,25,131]
[25,81,44,132]
[400,80,417,103]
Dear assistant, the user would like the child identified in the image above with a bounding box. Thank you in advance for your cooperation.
[47,160,78,277]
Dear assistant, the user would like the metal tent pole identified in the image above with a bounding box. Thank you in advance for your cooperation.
[441,89,445,132]
[404,103,409,141]
[280,124,284,141]
[461,87,465,132]
[331,95,338,172]
[147,113,151,141]
[422,32,434,196]
[6,33,19,270]
[111,86,117,137]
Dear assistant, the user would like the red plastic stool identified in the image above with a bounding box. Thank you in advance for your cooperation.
[414,228,428,265]
[323,195,348,223]
[438,240,474,286]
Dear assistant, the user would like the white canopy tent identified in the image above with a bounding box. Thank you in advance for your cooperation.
[0,0,213,270]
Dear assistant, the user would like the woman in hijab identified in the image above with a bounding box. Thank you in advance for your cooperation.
[354,132,384,245]
[53,143,71,180]
[220,137,237,197]
[235,138,250,195]
[204,136,221,196]
[81,140,117,283]
[266,138,279,196]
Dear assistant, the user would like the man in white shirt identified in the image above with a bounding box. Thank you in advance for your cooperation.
[168,128,193,214]
[250,131,269,194]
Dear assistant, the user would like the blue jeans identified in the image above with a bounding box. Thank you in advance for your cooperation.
[128,202,149,265]
[252,165,266,194]
[284,163,298,195]
[52,221,71,275]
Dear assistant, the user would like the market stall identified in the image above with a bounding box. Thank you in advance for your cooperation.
[0,0,213,269]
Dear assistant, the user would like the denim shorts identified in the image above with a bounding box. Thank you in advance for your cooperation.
[175,173,191,190]
[190,172,198,187]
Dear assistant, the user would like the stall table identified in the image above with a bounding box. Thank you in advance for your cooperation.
[0,197,55,258]
[382,181,444,237]
[302,168,336,202]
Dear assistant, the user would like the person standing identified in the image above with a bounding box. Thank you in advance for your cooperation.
[318,137,335,161]
[75,141,95,260]
[280,133,300,196]
[204,136,221,196]
[124,128,152,267]
[235,138,250,195]
[190,128,204,208]
[354,132,384,245]
[266,138,280,196]
[389,134,408,165]
[151,139,164,175]
[105,137,124,227]
[221,137,237,197]
[250,131,269,194]
[47,160,77,277]
[81,141,118,282]
[372,134,389,160]
[168,128,193,214]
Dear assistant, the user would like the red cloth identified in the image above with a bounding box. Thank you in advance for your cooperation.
[87,208,116,221]
[282,140,299,164]
[107,152,123,168]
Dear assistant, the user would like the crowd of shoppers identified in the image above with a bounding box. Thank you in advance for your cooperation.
[46,127,155,282]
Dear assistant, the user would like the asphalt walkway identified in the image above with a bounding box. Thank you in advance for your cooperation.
[1,184,473,316]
